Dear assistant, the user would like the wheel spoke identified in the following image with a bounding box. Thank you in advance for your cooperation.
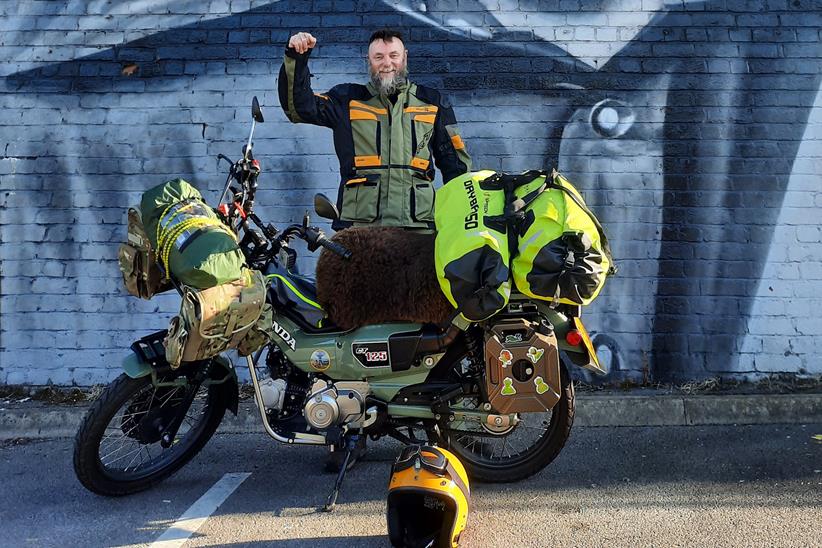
[99,422,142,460]
[122,443,147,471]
[94,380,215,476]
[447,395,557,465]
[103,443,145,467]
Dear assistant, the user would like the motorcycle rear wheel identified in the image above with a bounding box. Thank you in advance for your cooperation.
[73,371,227,496]
[440,359,575,483]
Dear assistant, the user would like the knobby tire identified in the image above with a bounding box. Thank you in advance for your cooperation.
[73,372,226,496]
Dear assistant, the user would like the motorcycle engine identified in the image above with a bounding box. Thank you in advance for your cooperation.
[262,347,311,420]
[262,347,375,431]
[303,379,373,430]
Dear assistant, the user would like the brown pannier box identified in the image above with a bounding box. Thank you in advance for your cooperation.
[484,318,561,414]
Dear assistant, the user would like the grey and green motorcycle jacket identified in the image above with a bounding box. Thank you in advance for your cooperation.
[278,47,472,230]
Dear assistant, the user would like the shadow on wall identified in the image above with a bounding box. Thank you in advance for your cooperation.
[5,0,821,382]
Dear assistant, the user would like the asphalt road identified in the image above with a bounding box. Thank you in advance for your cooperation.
[1,424,820,547]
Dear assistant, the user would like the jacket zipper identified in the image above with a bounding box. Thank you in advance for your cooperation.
[411,119,417,157]
[376,122,381,157]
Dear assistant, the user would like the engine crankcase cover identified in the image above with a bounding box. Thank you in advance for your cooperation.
[484,318,561,414]
[304,380,370,429]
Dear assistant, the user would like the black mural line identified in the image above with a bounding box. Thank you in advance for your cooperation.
[4,0,821,382]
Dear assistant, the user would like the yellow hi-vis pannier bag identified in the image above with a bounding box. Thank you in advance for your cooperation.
[511,170,614,305]
[434,171,512,322]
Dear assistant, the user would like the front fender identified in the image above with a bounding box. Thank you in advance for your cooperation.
[121,352,239,416]
[122,353,152,379]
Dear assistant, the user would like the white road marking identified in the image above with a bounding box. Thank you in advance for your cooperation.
[150,472,251,548]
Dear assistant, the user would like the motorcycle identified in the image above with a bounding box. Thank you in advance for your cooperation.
[73,97,606,509]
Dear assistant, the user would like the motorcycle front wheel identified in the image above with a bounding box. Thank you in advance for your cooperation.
[73,368,227,496]
[440,359,575,483]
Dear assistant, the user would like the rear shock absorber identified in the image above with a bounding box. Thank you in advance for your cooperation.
[464,328,489,404]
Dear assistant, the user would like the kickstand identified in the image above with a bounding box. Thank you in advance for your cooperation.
[322,434,358,512]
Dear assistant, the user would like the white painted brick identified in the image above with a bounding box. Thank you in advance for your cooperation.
[755,353,803,373]
[2,1,821,386]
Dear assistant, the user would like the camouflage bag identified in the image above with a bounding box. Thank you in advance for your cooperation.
[164,268,267,368]
[236,303,273,356]
[117,207,172,299]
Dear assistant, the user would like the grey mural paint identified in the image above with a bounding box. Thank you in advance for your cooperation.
[742,83,822,375]
[1,0,821,384]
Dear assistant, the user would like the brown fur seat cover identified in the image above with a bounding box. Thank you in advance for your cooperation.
[315,227,454,330]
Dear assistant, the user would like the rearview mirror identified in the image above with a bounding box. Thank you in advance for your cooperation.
[314,193,339,220]
[252,96,264,123]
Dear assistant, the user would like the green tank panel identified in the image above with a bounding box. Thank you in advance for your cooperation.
[267,313,337,373]
[367,369,431,402]
[268,313,433,400]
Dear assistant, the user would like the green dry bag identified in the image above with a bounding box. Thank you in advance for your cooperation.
[511,171,613,305]
[140,179,245,289]
[434,171,512,322]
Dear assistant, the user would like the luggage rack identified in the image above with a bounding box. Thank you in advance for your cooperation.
[130,329,238,387]
[130,329,170,371]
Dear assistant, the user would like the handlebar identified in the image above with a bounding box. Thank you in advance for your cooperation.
[303,225,352,260]
[237,214,352,270]
[317,234,352,260]
[215,124,351,267]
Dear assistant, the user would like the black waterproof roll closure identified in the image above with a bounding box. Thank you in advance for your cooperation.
[511,171,613,305]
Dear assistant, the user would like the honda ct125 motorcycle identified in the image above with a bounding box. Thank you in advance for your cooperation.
[73,97,606,509]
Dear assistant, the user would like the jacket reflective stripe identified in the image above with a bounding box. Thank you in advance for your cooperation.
[350,100,388,115]
[414,114,436,124]
[404,105,439,114]
[345,177,368,185]
[451,134,466,150]
[354,155,382,167]
[411,157,430,170]
[350,109,378,121]
[282,55,303,123]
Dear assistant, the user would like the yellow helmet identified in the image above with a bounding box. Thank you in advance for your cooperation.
[387,444,470,548]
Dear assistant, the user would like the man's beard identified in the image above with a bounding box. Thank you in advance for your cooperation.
[369,65,408,95]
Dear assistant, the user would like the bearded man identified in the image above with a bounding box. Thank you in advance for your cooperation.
[278,29,471,231]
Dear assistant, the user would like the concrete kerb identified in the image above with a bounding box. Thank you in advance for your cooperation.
[2,392,820,441]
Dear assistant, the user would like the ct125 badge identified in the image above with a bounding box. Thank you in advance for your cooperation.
[352,342,390,368]
[309,349,331,372]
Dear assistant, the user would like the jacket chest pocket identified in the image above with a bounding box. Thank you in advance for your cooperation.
[350,107,382,160]
[340,173,381,222]
[410,114,436,162]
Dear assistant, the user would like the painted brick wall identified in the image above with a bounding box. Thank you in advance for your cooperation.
[1,0,820,385]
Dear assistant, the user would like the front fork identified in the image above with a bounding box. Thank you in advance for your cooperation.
[158,369,206,448]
